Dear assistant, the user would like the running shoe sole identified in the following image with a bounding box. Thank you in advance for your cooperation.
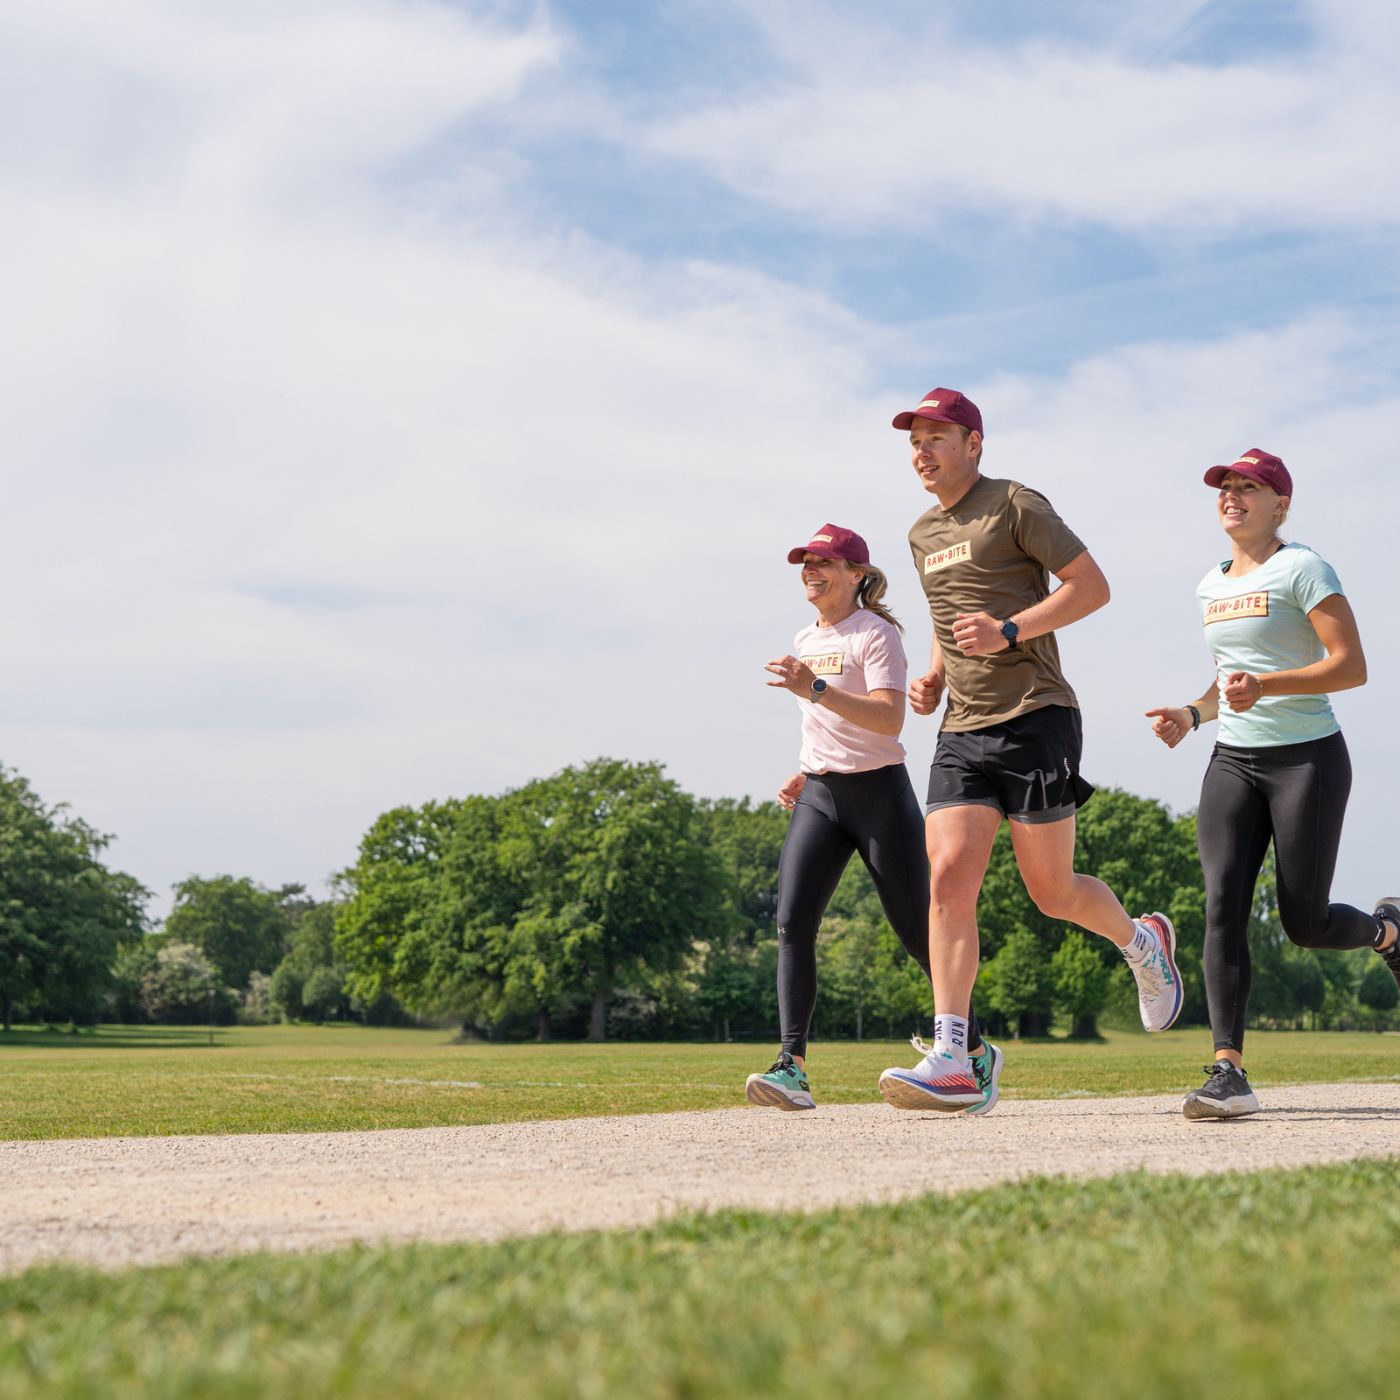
[1139,911,1184,1032]
[1182,1089,1260,1121]
[745,1075,814,1110]
[877,1069,981,1112]
[963,1042,1006,1117]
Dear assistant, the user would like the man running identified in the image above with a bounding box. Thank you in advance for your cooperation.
[878,387,1181,1112]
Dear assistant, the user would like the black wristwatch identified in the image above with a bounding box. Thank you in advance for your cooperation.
[809,677,828,702]
[999,619,1020,651]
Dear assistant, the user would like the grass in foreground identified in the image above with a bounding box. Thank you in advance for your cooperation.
[1,1024,1397,1140]
[2,1158,1398,1399]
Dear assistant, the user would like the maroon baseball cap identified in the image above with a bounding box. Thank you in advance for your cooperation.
[786,523,870,565]
[1203,448,1293,498]
[891,386,984,436]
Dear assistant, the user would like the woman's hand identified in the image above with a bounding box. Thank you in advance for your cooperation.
[1221,671,1263,712]
[1145,706,1192,749]
[765,654,817,696]
[777,773,806,810]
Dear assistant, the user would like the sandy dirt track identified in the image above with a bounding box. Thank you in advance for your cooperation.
[3,1082,1398,1275]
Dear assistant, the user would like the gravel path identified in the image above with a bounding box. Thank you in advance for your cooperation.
[4,1082,1398,1275]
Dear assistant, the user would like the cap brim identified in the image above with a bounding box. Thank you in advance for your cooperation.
[1204,464,1270,488]
[892,408,958,431]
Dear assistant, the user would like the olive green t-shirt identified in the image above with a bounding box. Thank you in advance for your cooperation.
[907,475,1086,732]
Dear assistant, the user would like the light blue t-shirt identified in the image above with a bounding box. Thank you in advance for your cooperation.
[1196,542,1343,748]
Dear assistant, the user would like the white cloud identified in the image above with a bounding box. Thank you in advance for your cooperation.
[0,1,557,197]
[1,0,1395,926]
[646,0,1400,233]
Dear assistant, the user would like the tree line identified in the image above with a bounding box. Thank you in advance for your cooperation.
[3,758,1396,1038]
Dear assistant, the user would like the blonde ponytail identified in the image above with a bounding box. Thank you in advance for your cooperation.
[848,561,903,633]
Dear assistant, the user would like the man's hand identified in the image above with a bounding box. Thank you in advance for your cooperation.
[765,654,818,696]
[777,773,806,810]
[1145,706,1192,749]
[951,611,1010,656]
[1221,671,1263,712]
[908,670,945,716]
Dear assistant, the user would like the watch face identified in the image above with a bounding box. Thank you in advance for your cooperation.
[812,678,827,692]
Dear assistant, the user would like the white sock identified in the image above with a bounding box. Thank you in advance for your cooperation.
[1123,921,1156,964]
[933,1014,969,1061]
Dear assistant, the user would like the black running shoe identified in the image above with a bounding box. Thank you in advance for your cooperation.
[1182,1062,1260,1121]
[1375,899,1400,991]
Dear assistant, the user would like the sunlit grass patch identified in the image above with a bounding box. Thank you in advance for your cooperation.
[1,1024,1397,1140]
[2,1158,1397,1398]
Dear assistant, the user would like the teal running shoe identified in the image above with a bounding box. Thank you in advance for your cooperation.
[963,1039,1005,1117]
[745,1052,815,1110]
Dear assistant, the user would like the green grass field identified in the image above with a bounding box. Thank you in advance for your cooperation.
[2,1023,1398,1140]
[3,1158,1397,1399]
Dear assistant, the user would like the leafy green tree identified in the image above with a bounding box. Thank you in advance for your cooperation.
[164,876,289,992]
[1358,959,1399,1019]
[820,857,934,1040]
[690,935,769,1041]
[1318,950,1364,1030]
[500,902,593,1040]
[268,893,368,1023]
[140,942,236,1024]
[1283,945,1326,1028]
[822,916,882,1040]
[688,797,789,1042]
[301,966,345,1022]
[979,926,1055,1037]
[242,970,275,1024]
[268,960,305,1020]
[696,797,788,935]
[0,763,148,1029]
[497,759,726,1040]
[334,799,476,1018]
[108,938,162,1022]
[1051,930,1111,1038]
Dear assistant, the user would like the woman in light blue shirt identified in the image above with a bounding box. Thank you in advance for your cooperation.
[1147,448,1400,1120]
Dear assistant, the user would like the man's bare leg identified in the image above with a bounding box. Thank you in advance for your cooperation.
[1006,815,1134,945]
[1008,813,1183,1031]
[927,803,1003,1015]
[877,803,1002,1111]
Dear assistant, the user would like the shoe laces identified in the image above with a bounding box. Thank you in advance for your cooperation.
[768,1053,795,1076]
[908,1033,957,1069]
[908,1034,970,1080]
[1203,1062,1240,1083]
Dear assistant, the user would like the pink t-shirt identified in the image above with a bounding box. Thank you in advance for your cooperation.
[793,609,908,774]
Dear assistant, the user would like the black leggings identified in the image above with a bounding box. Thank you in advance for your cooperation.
[1197,731,1376,1053]
[774,763,977,1058]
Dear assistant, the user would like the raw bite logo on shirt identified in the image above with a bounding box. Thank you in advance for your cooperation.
[1204,591,1269,624]
[802,653,844,676]
[923,541,971,574]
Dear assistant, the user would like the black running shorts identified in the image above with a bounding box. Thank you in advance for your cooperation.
[925,704,1095,824]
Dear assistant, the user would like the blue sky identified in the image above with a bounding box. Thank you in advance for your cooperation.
[1,0,1397,915]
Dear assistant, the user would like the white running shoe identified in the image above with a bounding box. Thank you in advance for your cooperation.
[1128,912,1183,1031]
[878,1035,982,1111]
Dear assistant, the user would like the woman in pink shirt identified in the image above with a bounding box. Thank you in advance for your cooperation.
[745,524,995,1113]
